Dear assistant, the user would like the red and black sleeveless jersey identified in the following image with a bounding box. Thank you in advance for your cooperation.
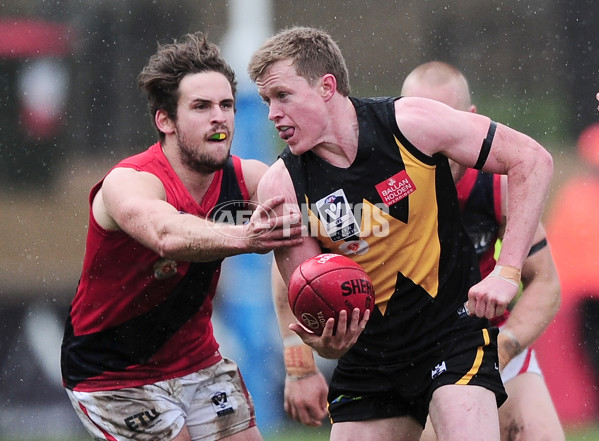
[280,96,484,362]
[455,168,510,326]
[455,168,502,279]
[61,143,250,391]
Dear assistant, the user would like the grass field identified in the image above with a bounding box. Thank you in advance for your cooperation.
[566,426,599,441]
[3,424,599,441]
[267,425,599,440]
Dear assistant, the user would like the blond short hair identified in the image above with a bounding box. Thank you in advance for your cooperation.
[248,26,350,96]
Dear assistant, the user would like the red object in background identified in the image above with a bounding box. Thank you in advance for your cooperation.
[0,18,73,58]
[535,172,599,425]
[535,303,598,425]
[1,18,74,139]
[577,123,599,168]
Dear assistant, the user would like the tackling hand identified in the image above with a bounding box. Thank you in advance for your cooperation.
[243,195,305,253]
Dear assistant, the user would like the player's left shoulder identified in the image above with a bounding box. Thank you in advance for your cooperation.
[395,95,457,117]
[395,97,465,156]
[257,159,292,193]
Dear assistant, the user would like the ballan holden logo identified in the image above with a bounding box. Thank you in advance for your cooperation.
[315,189,360,242]
[375,170,416,206]
[206,200,277,238]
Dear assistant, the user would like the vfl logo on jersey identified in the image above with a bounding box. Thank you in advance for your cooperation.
[315,189,360,242]
[375,170,416,207]
[211,391,235,417]
[153,259,178,280]
[431,361,447,379]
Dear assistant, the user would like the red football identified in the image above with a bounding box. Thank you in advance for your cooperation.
[288,253,375,335]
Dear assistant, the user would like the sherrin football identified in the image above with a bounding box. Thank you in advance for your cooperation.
[288,253,375,335]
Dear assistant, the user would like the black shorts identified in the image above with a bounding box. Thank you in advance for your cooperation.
[327,325,507,427]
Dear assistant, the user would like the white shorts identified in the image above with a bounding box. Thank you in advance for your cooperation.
[500,346,542,384]
[65,358,256,441]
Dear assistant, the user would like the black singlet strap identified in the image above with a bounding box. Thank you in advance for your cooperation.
[473,121,497,170]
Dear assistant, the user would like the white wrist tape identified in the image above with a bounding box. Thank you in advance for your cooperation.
[490,264,521,287]
[283,344,316,378]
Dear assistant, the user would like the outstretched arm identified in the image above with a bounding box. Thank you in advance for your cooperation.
[94,164,304,262]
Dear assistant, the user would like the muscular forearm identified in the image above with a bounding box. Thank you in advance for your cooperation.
[151,197,304,262]
[503,279,559,344]
[499,152,553,268]
[155,213,253,262]
[498,274,560,368]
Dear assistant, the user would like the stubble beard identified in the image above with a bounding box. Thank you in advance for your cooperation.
[177,131,230,174]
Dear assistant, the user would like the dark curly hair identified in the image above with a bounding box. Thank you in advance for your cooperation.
[138,32,237,138]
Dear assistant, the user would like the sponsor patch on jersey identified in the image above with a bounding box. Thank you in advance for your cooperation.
[375,170,416,206]
[315,189,360,242]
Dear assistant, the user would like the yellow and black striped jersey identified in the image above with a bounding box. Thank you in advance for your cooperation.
[280,96,482,360]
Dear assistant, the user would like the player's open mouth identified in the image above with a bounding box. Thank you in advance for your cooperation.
[278,126,294,141]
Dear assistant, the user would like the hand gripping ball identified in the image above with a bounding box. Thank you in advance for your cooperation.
[288,253,375,335]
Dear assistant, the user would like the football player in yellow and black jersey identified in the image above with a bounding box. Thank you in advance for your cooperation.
[402,62,564,441]
[248,27,553,441]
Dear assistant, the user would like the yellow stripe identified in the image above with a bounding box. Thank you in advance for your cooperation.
[456,328,491,385]
[305,138,443,316]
